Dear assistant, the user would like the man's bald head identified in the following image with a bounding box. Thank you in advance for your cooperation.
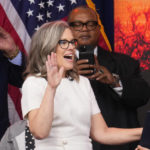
[68,6,98,22]
[68,6,100,47]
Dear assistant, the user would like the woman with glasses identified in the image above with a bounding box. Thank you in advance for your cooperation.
[21,20,142,150]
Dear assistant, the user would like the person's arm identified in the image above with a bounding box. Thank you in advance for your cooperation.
[27,53,64,139]
[8,61,24,87]
[9,51,22,66]
[76,55,122,88]
[0,27,26,87]
[135,145,150,150]
[90,113,142,145]
[115,53,150,108]
[8,51,26,87]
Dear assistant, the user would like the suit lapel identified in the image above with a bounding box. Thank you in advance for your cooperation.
[97,47,116,73]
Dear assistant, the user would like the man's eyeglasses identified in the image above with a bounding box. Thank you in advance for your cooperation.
[58,39,78,49]
[69,21,99,31]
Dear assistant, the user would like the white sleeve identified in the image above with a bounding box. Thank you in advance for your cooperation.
[21,76,46,118]
[113,80,123,96]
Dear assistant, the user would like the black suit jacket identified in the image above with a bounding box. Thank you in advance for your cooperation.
[0,51,26,139]
[91,47,150,150]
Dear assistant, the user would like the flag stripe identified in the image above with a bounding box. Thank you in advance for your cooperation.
[8,85,22,119]
[8,94,20,124]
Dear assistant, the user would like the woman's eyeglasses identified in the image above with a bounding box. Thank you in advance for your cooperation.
[58,39,78,49]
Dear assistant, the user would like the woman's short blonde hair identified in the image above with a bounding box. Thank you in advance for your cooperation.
[24,20,79,81]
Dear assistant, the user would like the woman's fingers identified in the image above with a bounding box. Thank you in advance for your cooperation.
[49,52,57,67]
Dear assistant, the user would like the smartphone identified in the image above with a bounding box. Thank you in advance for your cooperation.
[78,45,95,76]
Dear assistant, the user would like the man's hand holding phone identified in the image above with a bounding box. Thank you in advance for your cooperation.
[77,55,120,87]
[77,55,114,83]
[76,59,95,77]
[91,56,120,87]
[77,45,120,87]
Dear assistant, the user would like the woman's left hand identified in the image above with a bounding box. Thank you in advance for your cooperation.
[135,145,150,150]
[46,52,64,89]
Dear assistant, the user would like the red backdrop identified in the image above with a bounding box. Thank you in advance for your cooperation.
[114,0,150,71]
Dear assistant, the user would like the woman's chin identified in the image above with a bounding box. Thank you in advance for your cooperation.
[64,65,73,71]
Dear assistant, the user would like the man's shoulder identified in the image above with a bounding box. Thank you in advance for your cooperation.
[97,46,138,64]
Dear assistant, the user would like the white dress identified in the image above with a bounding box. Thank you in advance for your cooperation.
[21,75,100,150]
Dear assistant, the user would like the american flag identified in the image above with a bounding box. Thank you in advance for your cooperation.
[0,0,110,124]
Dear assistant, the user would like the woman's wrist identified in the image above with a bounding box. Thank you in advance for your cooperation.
[47,84,57,92]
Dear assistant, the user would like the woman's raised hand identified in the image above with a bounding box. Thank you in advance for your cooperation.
[46,52,64,89]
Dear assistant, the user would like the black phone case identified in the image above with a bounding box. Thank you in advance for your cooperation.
[78,45,95,76]
[79,51,95,65]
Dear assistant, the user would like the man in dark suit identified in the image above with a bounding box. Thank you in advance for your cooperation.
[0,27,26,140]
[68,6,150,150]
